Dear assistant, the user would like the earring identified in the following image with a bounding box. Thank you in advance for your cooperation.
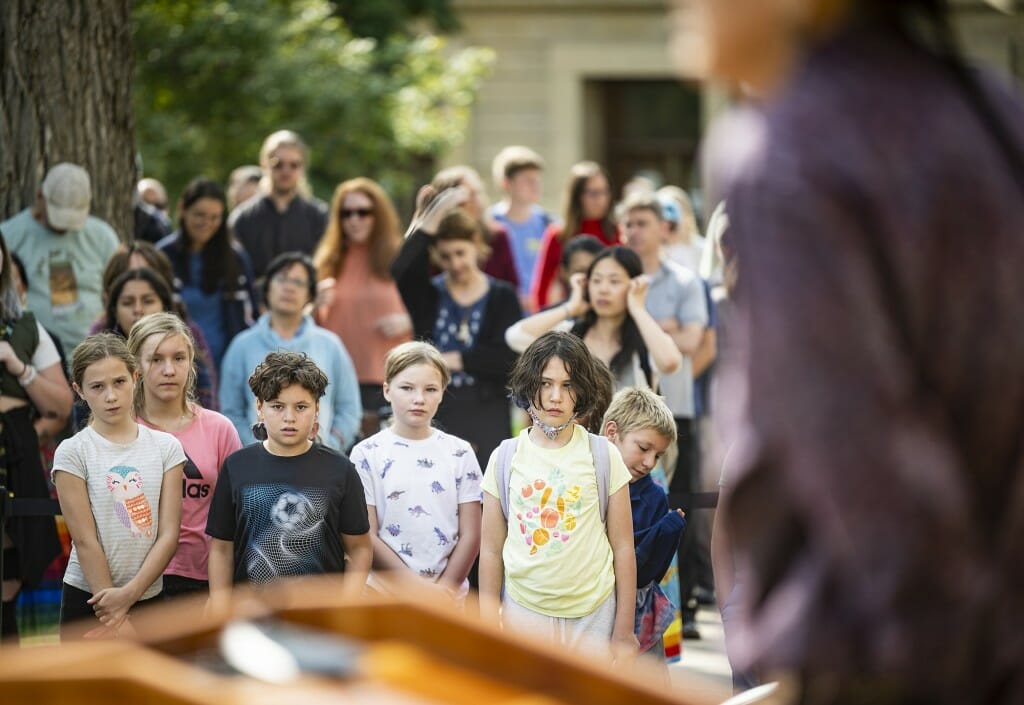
[252,421,268,441]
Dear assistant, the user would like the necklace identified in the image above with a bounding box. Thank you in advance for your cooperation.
[527,407,575,441]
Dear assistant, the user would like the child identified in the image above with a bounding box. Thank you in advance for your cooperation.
[601,387,685,660]
[53,333,186,638]
[479,330,638,659]
[128,312,242,597]
[205,352,371,606]
[350,341,482,596]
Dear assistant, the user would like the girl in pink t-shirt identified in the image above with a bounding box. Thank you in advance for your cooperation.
[128,312,241,596]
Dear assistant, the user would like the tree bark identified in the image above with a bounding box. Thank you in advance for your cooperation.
[0,0,135,241]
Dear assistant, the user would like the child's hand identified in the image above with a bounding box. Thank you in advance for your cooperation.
[610,631,640,664]
[674,509,685,519]
[88,585,137,628]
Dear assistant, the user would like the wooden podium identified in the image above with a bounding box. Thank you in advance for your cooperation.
[0,576,722,705]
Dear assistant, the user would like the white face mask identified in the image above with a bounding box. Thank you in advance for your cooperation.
[527,406,575,441]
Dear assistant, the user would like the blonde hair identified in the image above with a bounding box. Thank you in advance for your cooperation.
[127,312,198,417]
[657,185,701,240]
[259,129,312,198]
[491,145,544,189]
[601,387,677,443]
[384,341,451,389]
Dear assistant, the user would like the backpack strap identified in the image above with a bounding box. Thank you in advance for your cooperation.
[495,437,520,520]
[588,433,611,522]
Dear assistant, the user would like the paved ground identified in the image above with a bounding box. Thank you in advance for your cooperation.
[669,605,734,702]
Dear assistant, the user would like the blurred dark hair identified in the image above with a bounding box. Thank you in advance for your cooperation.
[104,268,174,336]
[507,330,608,426]
[571,246,653,387]
[262,251,317,306]
[175,177,242,294]
[560,235,605,270]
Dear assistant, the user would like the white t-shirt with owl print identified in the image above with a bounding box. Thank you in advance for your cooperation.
[54,425,186,600]
[351,427,482,582]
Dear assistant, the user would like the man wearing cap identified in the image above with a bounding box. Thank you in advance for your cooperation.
[0,163,120,353]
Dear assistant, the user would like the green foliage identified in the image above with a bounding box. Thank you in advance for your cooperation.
[329,0,460,41]
[133,0,492,216]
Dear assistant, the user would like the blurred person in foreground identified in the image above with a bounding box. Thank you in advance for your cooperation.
[673,0,1024,701]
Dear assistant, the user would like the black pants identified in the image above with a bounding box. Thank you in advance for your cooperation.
[667,417,700,618]
[163,574,208,598]
[60,583,163,638]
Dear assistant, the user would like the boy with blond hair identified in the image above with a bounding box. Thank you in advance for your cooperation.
[488,145,552,309]
[602,387,686,659]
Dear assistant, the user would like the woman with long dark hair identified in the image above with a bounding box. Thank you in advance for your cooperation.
[157,178,257,369]
[507,246,680,392]
[0,232,72,637]
[678,0,1024,701]
[530,161,620,310]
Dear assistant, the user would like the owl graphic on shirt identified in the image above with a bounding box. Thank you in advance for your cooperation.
[106,465,153,538]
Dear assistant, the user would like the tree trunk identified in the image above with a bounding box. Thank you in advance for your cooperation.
[0,0,135,241]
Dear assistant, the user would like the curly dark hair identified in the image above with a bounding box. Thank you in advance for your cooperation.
[507,330,609,426]
[248,351,328,402]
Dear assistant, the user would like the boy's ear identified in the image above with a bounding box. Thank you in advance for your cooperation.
[603,420,618,441]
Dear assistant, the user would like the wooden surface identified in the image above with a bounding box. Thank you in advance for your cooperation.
[0,575,723,705]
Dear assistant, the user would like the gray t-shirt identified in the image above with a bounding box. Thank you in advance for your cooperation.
[645,259,708,418]
[54,425,186,599]
[0,208,119,353]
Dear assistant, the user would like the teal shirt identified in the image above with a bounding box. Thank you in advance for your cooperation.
[1,209,119,353]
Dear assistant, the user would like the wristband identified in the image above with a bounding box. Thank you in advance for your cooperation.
[18,364,37,387]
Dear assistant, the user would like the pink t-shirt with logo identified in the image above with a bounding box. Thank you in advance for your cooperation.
[141,406,242,580]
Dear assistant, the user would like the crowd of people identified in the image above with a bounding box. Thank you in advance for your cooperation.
[0,131,723,670]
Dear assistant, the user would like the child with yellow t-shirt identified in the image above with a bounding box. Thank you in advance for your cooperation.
[479,331,638,660]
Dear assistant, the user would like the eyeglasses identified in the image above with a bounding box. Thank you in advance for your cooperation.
[340,208,374,219]
[272,273,310,288]
[271,160,303,171]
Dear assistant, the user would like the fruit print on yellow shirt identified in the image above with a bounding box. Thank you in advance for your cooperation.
[512,469,581,556]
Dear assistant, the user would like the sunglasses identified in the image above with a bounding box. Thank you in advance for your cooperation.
[340,208,374,219]
[271,160,303,171]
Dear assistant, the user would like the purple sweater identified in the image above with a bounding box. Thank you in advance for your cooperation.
[717,22,1024,699]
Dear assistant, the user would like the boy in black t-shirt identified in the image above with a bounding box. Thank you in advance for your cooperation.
[206,352,370,606]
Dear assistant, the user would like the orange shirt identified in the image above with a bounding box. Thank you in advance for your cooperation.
[316,245,411,385]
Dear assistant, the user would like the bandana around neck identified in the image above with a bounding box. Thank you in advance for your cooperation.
[527,407,575,441]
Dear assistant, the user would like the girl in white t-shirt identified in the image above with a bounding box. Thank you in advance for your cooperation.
[128,312,241,597]
[53,333,185,639]
[350,341,482,597]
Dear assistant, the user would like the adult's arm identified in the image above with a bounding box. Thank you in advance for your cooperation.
[460,286,523,380]
[505,271,586,353]
[328,340,362,450]
[628,278,682,375]
[218,340,255,445]
[691,327,717,378]
[390,230,440,339]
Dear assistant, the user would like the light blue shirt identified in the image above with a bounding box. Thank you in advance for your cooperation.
[489,203,551,297]
[645,259,708,418]
[218,314,362,450]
